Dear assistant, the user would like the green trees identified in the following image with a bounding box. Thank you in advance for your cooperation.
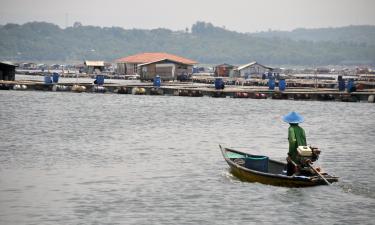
[0,21,374,65]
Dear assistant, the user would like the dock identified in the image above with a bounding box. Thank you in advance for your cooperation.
[1,79,374,103]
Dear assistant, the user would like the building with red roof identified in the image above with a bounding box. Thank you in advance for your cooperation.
[116,52,197,80]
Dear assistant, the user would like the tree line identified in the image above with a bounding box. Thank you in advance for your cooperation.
[0,21,374,66]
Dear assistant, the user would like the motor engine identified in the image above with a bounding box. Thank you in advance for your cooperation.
[296,146,321,167]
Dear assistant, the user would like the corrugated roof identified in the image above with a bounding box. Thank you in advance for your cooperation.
[84,61,105,67]
[215,63,235,67]
[137,58,186,67]
[116,52,197,65]
[237,61,272,71]
[0,61,16,67]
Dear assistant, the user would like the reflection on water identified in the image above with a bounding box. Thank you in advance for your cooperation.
[0,91,374,224]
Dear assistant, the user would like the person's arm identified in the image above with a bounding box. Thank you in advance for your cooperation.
[288,127,296,151]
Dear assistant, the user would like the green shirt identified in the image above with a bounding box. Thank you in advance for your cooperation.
[288,124,307,163]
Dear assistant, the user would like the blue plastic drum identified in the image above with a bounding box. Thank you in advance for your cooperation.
[279,79,286,91]
[153,75,161,87]
[338,80,345,91]
[215,78,224,90]
[347,79,355,92]
[52,72,59,83]
[268,78,275,90]
[44,75,52,84]
[95,75,105,85]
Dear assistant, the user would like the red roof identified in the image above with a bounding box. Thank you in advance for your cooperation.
[116,52,197,65]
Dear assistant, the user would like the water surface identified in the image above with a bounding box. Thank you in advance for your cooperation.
[0,91,374,224]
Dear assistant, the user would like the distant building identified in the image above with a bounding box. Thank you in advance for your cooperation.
[236,61,273,78]
[0,62,16,81]
[316,67,330,74]
[115,52,197,78]
[138,58,195,81]
[84,60,105,74]
[214,63,236,77]
[37,64,48,71]
[20,62,37,70]
[356,67,369,74]
[50,64,62,70]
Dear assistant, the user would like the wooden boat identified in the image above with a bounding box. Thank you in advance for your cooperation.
[220,145,339,187]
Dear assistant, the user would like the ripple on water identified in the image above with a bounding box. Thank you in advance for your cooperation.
[0,91,374,224]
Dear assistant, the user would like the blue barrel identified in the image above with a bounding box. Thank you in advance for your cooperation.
[245,155,269,172]
[95,75,105,85]
[338,80,345,91]
[44,75,52,84]
[214,77,224,89]
[153,75,161,87]
[347,79,355,92]
[278,79,286,91]
[268,78,275,90]
[52,72,59,83]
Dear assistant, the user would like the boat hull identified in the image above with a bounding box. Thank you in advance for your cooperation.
[221,145,338,187]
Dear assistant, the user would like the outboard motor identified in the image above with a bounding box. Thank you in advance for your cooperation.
[296,146,321,168]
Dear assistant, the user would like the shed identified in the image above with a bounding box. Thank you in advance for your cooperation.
[116,52,197,76]
[0,62,16,81]
[214,64,236,77]
[316,67,330,74]
[20,62,37,70]
[84,60,105,74]
[138,58,194,81]
[236,61,273,78]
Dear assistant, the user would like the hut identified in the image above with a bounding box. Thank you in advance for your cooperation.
[115,52,197,77]
[316,67,330,74]
[214,64,236,77]
[236,61,273,78]
[138,58,196,81]
[84,60,105,74]
[0,62,16,81]
[20,62,37,70]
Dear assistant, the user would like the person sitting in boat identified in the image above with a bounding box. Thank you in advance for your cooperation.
[283,111,306,176]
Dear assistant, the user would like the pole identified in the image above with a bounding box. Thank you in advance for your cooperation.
[309,163,331,185]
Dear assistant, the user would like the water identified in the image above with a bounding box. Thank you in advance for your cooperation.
[0,91,374,224]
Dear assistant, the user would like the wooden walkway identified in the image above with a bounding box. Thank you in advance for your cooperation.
[1,80,374,103]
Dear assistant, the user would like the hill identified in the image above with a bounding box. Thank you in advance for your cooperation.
[0,21,374,66]
[251,25,375,46]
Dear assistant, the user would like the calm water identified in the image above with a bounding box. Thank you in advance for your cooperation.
[0,91,374,225]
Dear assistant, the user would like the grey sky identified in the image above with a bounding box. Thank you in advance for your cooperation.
[1,0,374,32]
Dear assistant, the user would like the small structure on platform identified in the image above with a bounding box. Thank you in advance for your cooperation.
[138,58,193,81]
[0,62,16,81]
[50,64,63,70]
[84,60,105,74]
[20,62,37,70]
[116,52,197,80]
[116,52,197,76]
[214,64,236,77]
[235,61,273,79]
[316,67,330,74]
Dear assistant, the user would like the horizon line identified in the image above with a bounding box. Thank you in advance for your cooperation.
[1,20,374,34]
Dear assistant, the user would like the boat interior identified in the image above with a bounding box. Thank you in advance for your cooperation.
[225,150,286,175]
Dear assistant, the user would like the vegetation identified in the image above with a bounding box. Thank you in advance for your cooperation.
[0,21,374,66]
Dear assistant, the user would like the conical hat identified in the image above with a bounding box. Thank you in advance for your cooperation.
[282,111,304,124]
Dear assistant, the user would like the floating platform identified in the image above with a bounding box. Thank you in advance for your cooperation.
[1,80,374,103]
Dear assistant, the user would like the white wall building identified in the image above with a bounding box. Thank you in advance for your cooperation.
[236,61,273,78]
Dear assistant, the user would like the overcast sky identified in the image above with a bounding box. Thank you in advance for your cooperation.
[1,0,374,32]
